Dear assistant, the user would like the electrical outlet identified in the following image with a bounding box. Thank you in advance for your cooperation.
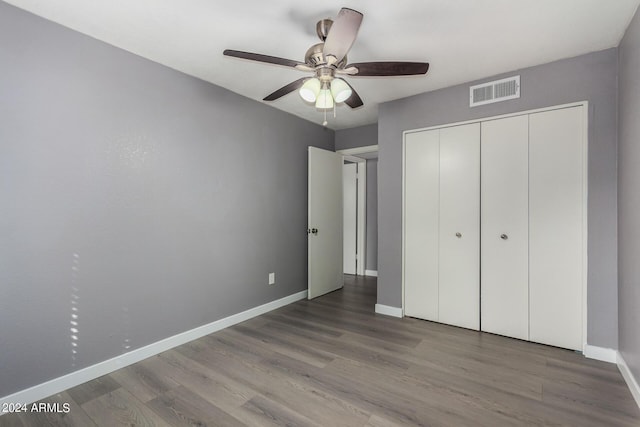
[268,272,275,285]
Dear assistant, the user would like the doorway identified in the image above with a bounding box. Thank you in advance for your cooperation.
[338,145,378,277]
[342,159,364,275]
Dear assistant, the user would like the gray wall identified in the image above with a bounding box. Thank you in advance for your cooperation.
[335,123,377,151]
[366,160,378,271]
[0,3,333,398]
[618,7,640,383]
[378,49,619,349]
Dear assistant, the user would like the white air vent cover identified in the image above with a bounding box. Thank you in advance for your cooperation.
[470,75,520,107]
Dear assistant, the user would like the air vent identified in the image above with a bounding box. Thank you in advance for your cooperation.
[470,75,520,107]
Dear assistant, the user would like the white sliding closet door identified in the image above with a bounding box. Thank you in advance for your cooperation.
[439,124,480,330]
[404,130,439,321]
[529,106,584,351]
[481,115,529,340]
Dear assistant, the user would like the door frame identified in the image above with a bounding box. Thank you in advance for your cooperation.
[401,101,588,352]
[337,144,377,276]
[341,155,366,276]
[338,144,378,277]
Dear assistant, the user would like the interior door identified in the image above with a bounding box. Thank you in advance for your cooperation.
[481,115,529,340]
[438,123,480,330]
[308,147,344,299]
[343,163,357,274]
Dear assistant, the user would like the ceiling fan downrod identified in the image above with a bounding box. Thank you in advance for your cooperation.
[316,19,333,41]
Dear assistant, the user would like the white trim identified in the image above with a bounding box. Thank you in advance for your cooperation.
[0,290,307,409]
[365,269,378,277]
[403,101,588,136]
[337,145,378,156]
[356,162,366,276]
[375,304,403,318]
[343,154,365,163]
[401,124,407,319]
[583,345,617,363]
[342,162,358,275]
[618,352,640,409]
[581,104,589,357]
[342,157,367,277]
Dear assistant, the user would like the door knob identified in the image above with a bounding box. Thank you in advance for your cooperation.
[455,232,462,238]
[311,228,318,235]
[500,234,508,240]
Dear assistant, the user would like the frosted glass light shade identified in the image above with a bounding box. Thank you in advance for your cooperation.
[315,88,334,109]
[330,78,352,103]
[299,78,321,102]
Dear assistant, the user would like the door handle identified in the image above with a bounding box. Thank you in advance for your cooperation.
[308,228,318,235]
[455,232,462,238]
[500,234,508,240]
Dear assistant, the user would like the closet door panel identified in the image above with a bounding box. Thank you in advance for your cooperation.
[529,107,584,351]
[481,115,529,340]
[439,123,480,330]
[404,130,440,321]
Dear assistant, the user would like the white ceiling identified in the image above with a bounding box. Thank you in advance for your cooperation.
[5,0,640,130]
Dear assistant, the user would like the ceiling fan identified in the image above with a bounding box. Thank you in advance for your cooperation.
[223,8,429,123]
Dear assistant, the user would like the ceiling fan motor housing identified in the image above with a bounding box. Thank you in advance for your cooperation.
[305,43,325,67]
[305,43,347,69]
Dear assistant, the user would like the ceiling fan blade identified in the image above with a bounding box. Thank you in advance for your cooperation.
[263,78,307,101]
[223,49,306,69]
[346,61,430,76]
[323,8,363,65]
[343,81,363,108]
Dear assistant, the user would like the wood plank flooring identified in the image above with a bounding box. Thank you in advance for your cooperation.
[2,275,639,426]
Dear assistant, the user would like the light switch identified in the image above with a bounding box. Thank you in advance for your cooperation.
[268,272,275,285]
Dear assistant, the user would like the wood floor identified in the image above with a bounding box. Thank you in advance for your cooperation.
[2,275,639,426]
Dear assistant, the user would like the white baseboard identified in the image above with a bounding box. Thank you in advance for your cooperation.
[618,352,640,409]
[365,269,378,277]
[375,304,403,318]
[0,290,308,409]
[583,345,617,363]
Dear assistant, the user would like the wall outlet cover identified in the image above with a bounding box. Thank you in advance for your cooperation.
[268,273,275,285]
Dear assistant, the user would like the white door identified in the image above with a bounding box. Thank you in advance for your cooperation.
[308,147,344,299]
[529,107,584,350]
[481,115,530,340]
[438,123,480,330]
[404,129,440,321]
[343,163,357,274]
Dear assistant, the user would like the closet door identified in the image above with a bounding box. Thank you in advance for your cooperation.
[481,115,529,340]
[439,123,480,330]
[404,130,440,321]
[529,106,584,351]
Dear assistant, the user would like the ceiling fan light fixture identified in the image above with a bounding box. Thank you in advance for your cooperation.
[224,7,429,124]
[315,85,334,109]
[330,78,352,103]
[299,78,321,102]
